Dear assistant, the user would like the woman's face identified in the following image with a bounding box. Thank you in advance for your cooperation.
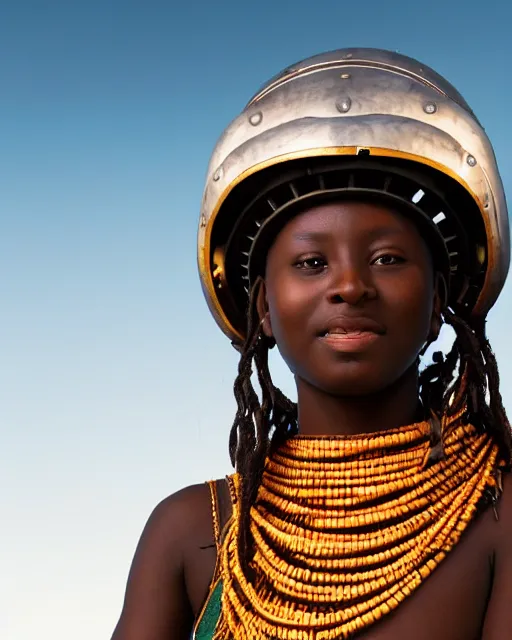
[260,200,436,397]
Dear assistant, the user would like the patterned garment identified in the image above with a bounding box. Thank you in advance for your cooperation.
[193,580,223,640]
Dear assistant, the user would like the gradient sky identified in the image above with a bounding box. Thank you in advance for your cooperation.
[2,1,512,639]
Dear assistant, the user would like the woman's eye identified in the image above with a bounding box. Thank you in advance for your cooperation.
[295,257,327,270]
[373,254,404,266]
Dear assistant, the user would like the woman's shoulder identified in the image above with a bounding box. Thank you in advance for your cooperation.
[153,482,213,534]
[153,474,236,541]
[479,468,512,635]
[492,467,512,542]
[159,477,237,611]
[111,478,234,639]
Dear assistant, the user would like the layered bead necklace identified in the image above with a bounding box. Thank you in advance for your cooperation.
[214,414,501,640]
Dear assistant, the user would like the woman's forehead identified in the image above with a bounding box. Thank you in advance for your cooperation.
[275,199,424,242]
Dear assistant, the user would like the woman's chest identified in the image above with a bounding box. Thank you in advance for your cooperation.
[189,509,493,640]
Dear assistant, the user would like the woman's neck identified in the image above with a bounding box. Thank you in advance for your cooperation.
[296,366,422,437]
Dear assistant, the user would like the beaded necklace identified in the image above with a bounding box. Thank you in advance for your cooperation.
[214,414,501,640]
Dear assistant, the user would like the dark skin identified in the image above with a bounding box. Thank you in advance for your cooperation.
[111,201,512,640]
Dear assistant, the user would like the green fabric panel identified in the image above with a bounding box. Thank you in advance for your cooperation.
[194,580,223,640]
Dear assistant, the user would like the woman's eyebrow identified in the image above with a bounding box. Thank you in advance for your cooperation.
[292,231,331,242]
[292,226,405,243]
[362,226,407,242]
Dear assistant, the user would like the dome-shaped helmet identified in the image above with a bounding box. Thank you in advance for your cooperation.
[198,48,509,344]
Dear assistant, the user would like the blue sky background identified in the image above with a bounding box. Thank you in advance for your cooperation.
[2,1,512,638]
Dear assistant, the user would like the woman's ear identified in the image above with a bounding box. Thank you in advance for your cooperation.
[255,278,274,340]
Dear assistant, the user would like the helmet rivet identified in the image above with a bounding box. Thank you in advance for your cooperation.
[424,102,437,114]
[336,97,352,113]
[213,166,223,182]
[249,111,263,126]
[200,214,207,227]
[343,53,353,59]
[467,155,477,167]
[340,73,351,79]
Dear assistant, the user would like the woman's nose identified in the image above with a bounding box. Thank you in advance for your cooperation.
[326,264,377,305]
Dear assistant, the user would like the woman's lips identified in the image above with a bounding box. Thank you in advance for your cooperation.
[316,317,386,352]
[318,330,381,351]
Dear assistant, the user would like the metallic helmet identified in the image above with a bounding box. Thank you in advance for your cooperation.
[197,47,509,344]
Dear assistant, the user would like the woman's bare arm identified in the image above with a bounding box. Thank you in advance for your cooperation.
[482,473,512,639]
[111,484,210,640]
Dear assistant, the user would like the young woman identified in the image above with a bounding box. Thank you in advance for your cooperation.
[111,48,512,639]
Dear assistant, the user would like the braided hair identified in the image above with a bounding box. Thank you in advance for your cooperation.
[230,278,298,573]
[229,275,512,571]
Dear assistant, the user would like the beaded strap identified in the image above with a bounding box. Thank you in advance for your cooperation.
[207,480,221,552]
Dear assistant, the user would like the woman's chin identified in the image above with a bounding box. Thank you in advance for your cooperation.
[301,364,414,399]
